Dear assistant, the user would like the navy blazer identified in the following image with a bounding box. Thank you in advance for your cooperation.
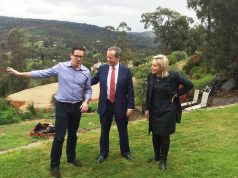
[91,64,135,117]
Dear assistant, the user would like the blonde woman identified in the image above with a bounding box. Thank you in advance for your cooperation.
[144,54,193,171]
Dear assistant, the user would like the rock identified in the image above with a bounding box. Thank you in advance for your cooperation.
[221,78,236,92]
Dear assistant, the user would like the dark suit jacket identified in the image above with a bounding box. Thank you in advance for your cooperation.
[91,64,135,117]
[145,71,193,131]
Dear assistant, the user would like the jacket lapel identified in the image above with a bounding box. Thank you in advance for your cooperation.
[116,64,122,90]
[102,64,109,90]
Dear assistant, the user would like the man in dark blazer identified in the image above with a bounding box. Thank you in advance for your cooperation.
[91,46,135,163]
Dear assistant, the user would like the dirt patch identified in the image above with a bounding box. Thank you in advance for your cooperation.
[7,83,100,111]
[9,100,26,109]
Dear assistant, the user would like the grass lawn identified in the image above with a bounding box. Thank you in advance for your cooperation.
[0,112,100,151]
[0,104,238,177]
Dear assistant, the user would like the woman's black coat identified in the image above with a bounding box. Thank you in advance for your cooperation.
[145,71,194,135]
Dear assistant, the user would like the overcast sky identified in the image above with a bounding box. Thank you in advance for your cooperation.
[0,0,198,32]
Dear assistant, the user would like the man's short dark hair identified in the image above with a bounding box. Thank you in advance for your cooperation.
[108,46,121,58]
[71,47,85,54]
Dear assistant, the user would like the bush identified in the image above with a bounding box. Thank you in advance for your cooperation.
[0,107,21,125]
[26,102,37,116]
[190,54,203,65]
[171,51,188,61]
[133,57,147,67]
[134,79,147,109]
[192,73,202,80]
[0,98,22,125]
[0,98,11,110]
[132,63,150,111]
[19,111,34,121]
[190,66,200,74]
[0,98,39,125]
[167,54,177,65]
[133,63,150,79]
[193,74,215,89]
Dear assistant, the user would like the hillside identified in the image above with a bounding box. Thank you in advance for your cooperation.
[0,16,154,50]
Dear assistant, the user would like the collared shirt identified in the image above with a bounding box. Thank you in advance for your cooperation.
[31,61,92,103]
[107,63,119,100]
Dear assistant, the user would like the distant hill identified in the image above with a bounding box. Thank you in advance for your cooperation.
[0,16,105,48]
[0,16,155,50]
[128,31,156,48]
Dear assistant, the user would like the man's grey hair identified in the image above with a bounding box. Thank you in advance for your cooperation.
[108,46,121,58]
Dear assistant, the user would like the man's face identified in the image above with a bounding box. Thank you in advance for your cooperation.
[71,50,84,68]
[107,50,119,66]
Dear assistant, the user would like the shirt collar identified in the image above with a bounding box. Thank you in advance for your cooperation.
[66,61,87,71]
[111,63,119,70]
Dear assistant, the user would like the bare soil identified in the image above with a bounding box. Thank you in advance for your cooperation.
[7,83,100,110]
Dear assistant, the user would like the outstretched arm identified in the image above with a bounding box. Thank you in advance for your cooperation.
[6,67,32,77]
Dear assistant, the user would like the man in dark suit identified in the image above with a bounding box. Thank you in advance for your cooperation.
[91,46,135,163]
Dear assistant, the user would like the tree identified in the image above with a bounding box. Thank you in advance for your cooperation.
[116,22,133,63]
[141,7,193,54]
[7,28,30,93]
[186,25,206,55]
[102,26,115,46]
[187,0,238,75]
[187,0,213,33]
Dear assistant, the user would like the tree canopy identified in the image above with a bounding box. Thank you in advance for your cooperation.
[141,7,193,54]
[188,0,238,75]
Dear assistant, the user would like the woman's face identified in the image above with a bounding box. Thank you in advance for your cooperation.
[151,59,163,74]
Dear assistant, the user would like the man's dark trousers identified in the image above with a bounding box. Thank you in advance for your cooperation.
[50,101,82,168]
[99,100,130,156]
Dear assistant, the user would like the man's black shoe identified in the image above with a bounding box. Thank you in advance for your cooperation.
[50,167,61,178]
[122,153,133,160]
[159,160,167,171]
[67,159,82,167]
[97,155,107,163]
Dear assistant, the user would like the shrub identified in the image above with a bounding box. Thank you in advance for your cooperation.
[0,98,21,125]
[26,102,37,116]
[190,66,200,74]
[0,98,11,110]
[134,78,147,111]
[0,107,21,125]
[133,63,150,111]
[183,59,194,75]
[167,54,177,65]
[192,73,202,80]
[133,63,150,79]
[190,54,203,64]
[193,74,215,89]
[0,98,40,125]
[171,51,188,61]
[19,111,33,121]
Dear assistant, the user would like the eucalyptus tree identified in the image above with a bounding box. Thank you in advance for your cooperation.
[141,7,193,54]
[7,28,30,93]
[187,0,238,75]
[116,22,134,63]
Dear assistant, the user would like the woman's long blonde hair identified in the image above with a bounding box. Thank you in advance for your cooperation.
[152,54,169,78]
